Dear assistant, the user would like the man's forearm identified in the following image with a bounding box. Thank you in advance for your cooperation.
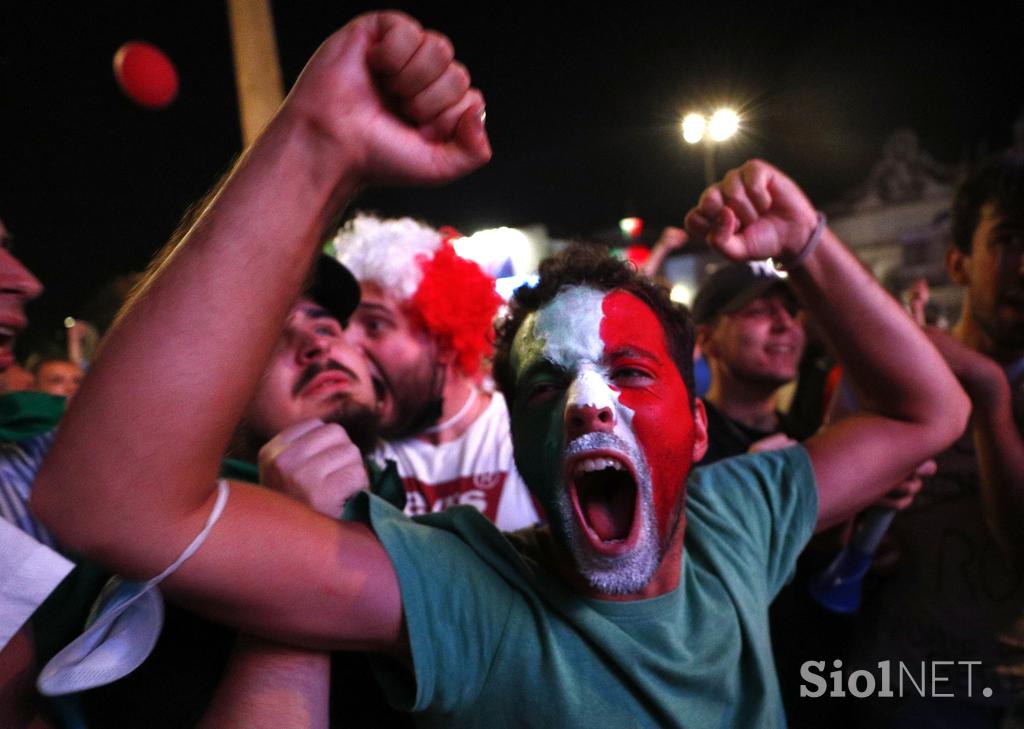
[789,229,969,522]
[788,229,966,438]
[198,636,329,729]
[970,377,1024,560]
[33,105,359,568]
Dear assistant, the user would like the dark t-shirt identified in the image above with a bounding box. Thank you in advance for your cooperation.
[699,400,805,465]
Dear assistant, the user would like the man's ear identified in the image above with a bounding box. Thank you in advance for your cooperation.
[691,398,709,464]
[946,244,970,287]
[695,324,717,359]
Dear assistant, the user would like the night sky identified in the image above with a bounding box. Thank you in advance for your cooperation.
[2,1,1022,354]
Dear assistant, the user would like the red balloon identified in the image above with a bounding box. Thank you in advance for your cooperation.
[113,41,179,109]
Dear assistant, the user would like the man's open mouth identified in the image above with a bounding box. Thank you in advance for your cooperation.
[567,451,642,554]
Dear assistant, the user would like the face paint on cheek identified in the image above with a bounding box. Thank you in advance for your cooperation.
[600,291,695,539]
[510,286,612,510]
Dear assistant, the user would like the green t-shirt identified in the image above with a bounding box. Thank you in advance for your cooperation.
[349,446,817,728]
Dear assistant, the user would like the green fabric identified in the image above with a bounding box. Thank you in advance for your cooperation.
[349,446,818,728]
[0,391,65,441]
[362,458,406,512]
[219,458,260,484]
[30,560,109,665]
[222,457,406,513]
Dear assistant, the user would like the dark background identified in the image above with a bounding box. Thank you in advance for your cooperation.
[2,1,1022,352]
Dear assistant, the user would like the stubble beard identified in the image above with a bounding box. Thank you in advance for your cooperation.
[321,397,383,455]
[556,432,662,596]
[378,359,446,441]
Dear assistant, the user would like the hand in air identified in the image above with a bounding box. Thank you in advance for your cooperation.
[284,11,491,188]
[685,160,819,263]
[654,226,688,252]
[258,419,370,517]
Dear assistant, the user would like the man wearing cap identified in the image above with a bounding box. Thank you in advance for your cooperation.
[692,260,811,464]
[33,253,404,727]
[331,213,541,531]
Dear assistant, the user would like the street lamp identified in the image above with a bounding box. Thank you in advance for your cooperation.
[681,108,740,185]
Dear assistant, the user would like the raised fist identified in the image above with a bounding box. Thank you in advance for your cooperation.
[281,12,491,189]
[685,160,819,263]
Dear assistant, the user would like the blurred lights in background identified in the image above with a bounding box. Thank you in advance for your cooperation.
[670,282,694,305]
[618,217,644,240]
[707,108,740,142]
[682,113,706,144]
[454,226,543,299]
[681,107,740,144]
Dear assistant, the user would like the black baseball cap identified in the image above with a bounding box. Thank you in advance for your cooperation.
[306,254,360,326]
[691,261,792,325]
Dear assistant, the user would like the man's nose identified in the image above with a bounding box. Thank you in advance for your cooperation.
[565,403,616,441]
[769,302,798,331]
[0,250,43,302]
[296,330,330,365]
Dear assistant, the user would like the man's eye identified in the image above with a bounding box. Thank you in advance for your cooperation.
[612,367,652,384]
[315,325,340,337]
[359,317,390,337]
[739,305,769,318]
[525,381,561,405]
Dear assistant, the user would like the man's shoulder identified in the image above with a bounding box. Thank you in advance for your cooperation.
[689,446,814,494]
[685,446,817,538]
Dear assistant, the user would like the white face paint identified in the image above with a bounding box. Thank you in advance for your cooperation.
[511,285,660,595]
[515,285,636,433]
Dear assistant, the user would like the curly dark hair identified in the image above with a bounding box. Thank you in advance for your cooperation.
[952,151,1024,254]
[493,245,696,410]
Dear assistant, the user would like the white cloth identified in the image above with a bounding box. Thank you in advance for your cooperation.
[374,393,541,531]
[0,517,73,651]
[37,479,231,696]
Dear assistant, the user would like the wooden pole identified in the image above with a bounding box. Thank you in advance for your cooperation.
[226,0,285,147]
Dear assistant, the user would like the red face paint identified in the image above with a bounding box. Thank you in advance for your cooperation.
[599,291,695,543]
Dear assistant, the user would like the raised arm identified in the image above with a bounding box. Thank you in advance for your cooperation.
[686,160,970,529]
[31,12,489,651]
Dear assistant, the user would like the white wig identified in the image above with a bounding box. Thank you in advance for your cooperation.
[330,213,442,302]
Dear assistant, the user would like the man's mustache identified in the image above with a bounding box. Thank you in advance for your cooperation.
[293,360,359,396]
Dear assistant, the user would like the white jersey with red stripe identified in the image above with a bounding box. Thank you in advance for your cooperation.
[373,392,542,532]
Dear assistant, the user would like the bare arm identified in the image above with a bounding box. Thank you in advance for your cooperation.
[197,425,372,729]
[31,12,489,651]
[926,327,1024,560]
[686,160,970,529]
[639,226,687,278]
[197,637,329,729]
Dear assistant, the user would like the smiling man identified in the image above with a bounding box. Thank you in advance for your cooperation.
[692,261,809,464]
[31,13,967,728]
